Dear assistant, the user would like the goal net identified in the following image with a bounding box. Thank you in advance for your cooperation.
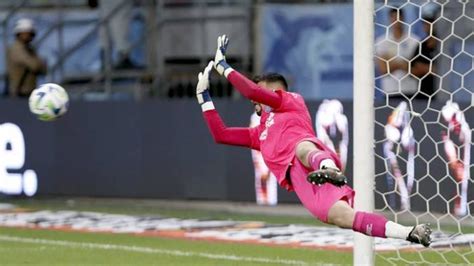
[368,0,473,264]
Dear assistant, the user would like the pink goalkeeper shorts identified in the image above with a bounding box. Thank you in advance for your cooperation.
[289,139,355,223]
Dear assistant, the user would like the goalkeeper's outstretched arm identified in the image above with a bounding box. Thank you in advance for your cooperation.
[197,61,260,149]
[213,35,282,109]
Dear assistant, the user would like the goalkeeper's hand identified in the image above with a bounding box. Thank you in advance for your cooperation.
[214,34,232,77]
[196,61,215,112]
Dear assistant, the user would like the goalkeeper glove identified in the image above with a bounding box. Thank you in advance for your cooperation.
[214,34,233,77]
[196,61,215,112]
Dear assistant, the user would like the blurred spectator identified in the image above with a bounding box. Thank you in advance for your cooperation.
[383,101,415,211]
[375,8,420,98]
[441,101,471,216]
[99,0,136,69]
[6,18,47,97]
[411,16,439,99]
[250,111,278,206]
[315,99,349,171]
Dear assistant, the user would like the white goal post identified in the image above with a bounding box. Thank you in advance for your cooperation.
[354,0,474,265]
[353,0,376,265]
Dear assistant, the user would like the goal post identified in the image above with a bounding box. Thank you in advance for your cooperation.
[354,0,474,264]
[353,0,376,265]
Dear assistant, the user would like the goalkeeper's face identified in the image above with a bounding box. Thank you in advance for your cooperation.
[253,101,262,116]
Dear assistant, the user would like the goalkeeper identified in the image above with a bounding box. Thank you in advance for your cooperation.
[197,35,431,247]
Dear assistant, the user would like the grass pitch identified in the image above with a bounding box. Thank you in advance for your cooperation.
[0,197,472,265]
[0,227,351,265]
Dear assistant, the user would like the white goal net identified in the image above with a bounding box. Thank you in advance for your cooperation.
[372,0,473,264]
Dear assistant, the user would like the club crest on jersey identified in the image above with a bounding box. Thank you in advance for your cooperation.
[263,106,273,113]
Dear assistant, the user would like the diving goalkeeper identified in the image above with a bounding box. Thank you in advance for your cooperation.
[197,35,432,247]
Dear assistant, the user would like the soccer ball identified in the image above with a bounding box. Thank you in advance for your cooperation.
[28,83,69,121]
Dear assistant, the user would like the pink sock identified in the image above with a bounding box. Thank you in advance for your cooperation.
[306,150,336,171]
[352,211,388,238]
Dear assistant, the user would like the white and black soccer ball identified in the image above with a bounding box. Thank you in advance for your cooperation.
[28,83,69,121]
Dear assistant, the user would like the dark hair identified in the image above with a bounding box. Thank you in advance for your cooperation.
[389,8,404,18]
[253,73,288,90]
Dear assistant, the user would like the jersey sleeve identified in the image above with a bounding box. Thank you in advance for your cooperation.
[248,125,261,150]
[203,109,260,150]
[227,70,282,109]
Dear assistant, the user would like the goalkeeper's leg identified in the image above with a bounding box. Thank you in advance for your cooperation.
[293,139,431,247]
[327,200,432,247]
[296,140,347,187]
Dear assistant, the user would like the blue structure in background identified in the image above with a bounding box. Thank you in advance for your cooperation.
[1,11,102,85]
[0,4,471,99]
[260,4,472,101]
[0,9,146,94]
[260,4,354,100]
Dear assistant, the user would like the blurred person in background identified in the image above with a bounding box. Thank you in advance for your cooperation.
[375,8,420,99]
[6,18,47,97]
[411,15,439,99]
[250,109,278,206]
[315,100,349,171]
[383,101,415,211]
[98,0,137,69]
[441,101,471,217]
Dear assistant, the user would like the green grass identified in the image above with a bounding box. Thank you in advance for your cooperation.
[377,248,474,265]
[1,197,473,265]
[1,226,472,265]
[0,227,349,265]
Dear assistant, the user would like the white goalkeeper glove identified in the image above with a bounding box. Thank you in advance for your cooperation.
[196,61,215,112]
[214,34,233,77]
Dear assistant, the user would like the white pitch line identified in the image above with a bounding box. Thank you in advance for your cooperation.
[0,235,307,265]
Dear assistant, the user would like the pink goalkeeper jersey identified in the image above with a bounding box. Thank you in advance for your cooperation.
[203,70,316,191]
[250,90,316,190]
